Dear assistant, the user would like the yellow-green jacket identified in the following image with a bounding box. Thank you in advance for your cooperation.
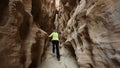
[49,32,59,40]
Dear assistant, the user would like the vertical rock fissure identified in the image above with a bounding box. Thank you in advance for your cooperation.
[0,0,9,26]
[29,0,57,68]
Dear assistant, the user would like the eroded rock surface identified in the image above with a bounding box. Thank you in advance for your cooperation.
[0,0,55,68]
[57,0,120,68]
[0,0,120,68]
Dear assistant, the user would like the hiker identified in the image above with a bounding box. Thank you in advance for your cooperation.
[49,29,60,61]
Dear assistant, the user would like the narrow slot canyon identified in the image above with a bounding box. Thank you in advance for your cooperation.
[0,0,120,68]
[40,42,79,68]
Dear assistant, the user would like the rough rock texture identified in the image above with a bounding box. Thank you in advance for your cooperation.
[0,0,120,68]
[57,0,120,68]
[0,0,56,68]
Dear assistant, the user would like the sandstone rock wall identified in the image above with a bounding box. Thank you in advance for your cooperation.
[0,0,120,68]
[0,0,56,68]
[57,0,120,68]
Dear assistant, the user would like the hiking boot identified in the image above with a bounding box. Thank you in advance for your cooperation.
[57,58,60,61]
[57,57,60,61]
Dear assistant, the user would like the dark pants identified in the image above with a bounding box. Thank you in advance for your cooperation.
[52,40,60,60]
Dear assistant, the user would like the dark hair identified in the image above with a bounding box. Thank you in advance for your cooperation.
[53,29,58,32]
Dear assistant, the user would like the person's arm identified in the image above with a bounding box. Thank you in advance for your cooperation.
[49,33,53,37]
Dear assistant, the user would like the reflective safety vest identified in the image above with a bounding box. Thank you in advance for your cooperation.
[49,32,59,40]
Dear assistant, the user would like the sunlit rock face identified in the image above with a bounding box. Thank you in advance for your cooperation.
[57,0,120,68]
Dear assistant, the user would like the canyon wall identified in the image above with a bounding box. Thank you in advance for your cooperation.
[0,0,120,68]
[58,0,120,68]
[0,0,56,68]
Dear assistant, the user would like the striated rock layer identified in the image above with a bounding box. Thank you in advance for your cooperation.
[0,0,120,68]
[57,0,120,68]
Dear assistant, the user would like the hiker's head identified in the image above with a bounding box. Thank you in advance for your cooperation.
[53,29,57,32]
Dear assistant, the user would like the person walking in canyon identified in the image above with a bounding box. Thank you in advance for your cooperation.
[49,29,60,61]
